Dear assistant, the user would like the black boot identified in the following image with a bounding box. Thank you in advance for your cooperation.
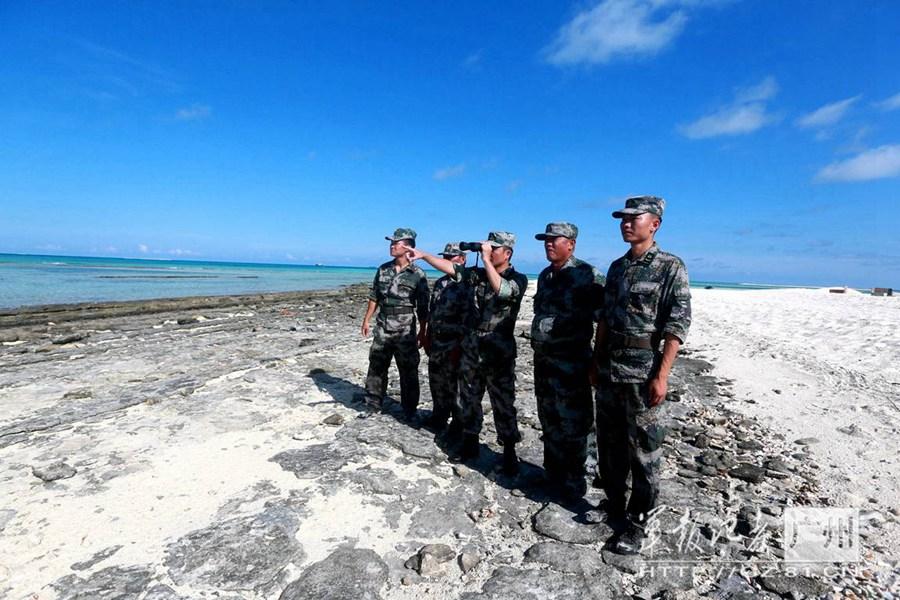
[612,520,646,555]
[423,413,448,432]
[502,444,519,476]
[459,433,479,461]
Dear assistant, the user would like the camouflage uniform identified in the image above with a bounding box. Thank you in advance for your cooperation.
[531,222,605,497]
[427,243,469,425]
[455,232,528,445]
[596,197,691,520]
[364,229,430,413]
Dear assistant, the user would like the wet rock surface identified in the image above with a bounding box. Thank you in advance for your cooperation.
[1,285,894,598]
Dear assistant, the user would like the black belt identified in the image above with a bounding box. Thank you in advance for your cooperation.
[380,306,415,316]
[608,331,657,350]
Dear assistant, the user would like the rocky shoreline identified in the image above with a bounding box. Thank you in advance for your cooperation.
[0,285,893,599]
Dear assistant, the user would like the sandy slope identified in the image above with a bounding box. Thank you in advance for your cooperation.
[690,287,900,552]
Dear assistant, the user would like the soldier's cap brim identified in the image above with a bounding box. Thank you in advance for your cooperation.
[385,236,413,242]
[611,208,648,218]
[534,233,570,240]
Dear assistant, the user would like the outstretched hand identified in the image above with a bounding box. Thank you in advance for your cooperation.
[361,321,370,337]
[406,247,426,261]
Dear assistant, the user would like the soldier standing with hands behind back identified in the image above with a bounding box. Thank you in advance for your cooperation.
[361,228,429,422]
[408,232,527,475]
[593,196,691,555]
[531,222,605,502]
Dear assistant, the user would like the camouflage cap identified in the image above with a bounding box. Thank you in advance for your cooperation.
[535,222,578,240]
[441,242,465,257]
[385,227,417,242]
[487,231,516,248]
[612,196,665,219]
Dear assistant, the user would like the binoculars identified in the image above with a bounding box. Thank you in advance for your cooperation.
[458,242,483,252]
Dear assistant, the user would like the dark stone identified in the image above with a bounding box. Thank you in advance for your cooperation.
[459,566,618,599]
[322,413,345,426]
[270,444,349,479]
[757,574,830,597]
[736,438,763,451]
[692,434,710,449]
[279,547,388,600]
[728,463,766,484]
[532,504,611,545]
[71,545,122,570]
[166,506,304,592]
[794,437,820,446]
[176,317,200,325]
[524,542,610,576]
[52,332,87,344]
[52,565,153,600]
[32,462,77,482]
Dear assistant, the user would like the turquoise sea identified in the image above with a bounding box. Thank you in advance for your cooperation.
[0,253,793,310]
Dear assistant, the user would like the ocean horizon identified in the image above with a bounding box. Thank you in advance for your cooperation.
[0,252,825,310]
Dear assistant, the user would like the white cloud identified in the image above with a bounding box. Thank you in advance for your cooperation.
[796,96,860,129]
[815,144,900,182]
[175,104,211,121]
[138,244,149,253]
[875,92,900,112]
[167,249,197,257]
[678,77,778,139]
[433,164,466,181]
[543,0,728,66]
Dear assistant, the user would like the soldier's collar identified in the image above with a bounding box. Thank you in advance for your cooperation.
[626,243,659,265]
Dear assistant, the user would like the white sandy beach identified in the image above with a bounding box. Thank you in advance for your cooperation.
[690,287,900,551]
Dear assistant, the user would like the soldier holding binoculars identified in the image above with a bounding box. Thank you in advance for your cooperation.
[408,232,528,475]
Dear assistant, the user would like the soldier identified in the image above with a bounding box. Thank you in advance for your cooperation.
[423,243,469,434]
[361,228,430,421]
[531,222,605,501]
[593,196,691,555]
[408,232,527,474]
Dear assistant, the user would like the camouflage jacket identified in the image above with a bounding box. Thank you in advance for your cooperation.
[453,264,527,355]
[368,261,429,334]
[428,274,470,339]
[531,256,605,357]
[602,243,691,382]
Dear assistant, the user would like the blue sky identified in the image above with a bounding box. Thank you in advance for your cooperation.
[2,1,899,286]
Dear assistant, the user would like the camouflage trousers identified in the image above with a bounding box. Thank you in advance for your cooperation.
[459,336,521,444]
[594,381,666,519]
[364,326,420,411]
[534,351,593,496]
[427,337,463,423]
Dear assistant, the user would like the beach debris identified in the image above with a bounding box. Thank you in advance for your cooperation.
[62,388,93,400]
[872,287,893,296]
[32,462,77,482]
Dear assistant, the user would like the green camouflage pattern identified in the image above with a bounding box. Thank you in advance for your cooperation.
[531,255,604,494]
[441,242,465,257]
[531,256,605,354]
[364,261,429,410]
[487,231,516,248]
[535,221,578,240]
[601,243,691,383]
[612,195,665,219]
[454,264,528,443]
[427,273,470,422]
[534,353,593,497]
[594,382,666,519]
[385,227,417,241]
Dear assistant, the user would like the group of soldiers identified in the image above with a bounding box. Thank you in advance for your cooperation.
[359,195,691,555]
